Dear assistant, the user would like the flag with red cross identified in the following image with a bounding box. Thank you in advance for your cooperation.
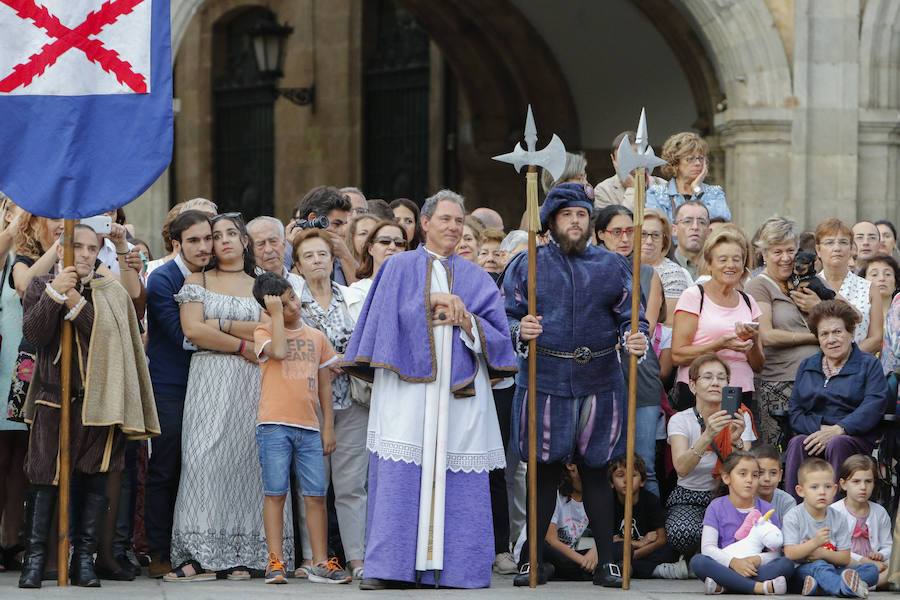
[0,0,171,218]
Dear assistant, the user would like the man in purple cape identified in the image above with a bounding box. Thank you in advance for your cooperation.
[343,190,517,589]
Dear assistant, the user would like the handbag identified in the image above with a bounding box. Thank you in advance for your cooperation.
[348,374,371,408]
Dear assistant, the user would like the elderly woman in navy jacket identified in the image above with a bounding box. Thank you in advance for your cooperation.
[784,300,888,500]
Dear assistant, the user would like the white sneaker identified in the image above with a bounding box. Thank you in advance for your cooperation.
[653,558,690,579]
[493,552,518,575]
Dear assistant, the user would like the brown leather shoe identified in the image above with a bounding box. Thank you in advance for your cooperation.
[148,556,171,579]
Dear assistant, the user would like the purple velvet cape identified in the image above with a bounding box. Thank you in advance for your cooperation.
[342,246,517,396]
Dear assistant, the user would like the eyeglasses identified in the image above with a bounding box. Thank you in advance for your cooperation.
[351,207,369,216]
[211,212,243,223]
[374,237,407,249]
[603,227,634,238]
[676,217,710,227]
[683,155,707,164]
[820,238,851,247]
[641,231,662,241]
[696,374,728,384]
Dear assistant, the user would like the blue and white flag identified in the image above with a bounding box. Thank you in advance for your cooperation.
[0,0,172,218]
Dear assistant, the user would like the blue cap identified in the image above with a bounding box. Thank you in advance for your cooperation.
[539,182,593,229]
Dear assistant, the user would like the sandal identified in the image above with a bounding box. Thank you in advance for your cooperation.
[225,566,251,581]
[163,560,216,582]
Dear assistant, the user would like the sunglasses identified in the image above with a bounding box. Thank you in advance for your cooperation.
[211,211,243,223]
[374,237,407,249]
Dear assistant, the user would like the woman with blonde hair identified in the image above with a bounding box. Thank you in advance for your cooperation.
[346,214,379,264]
[645,132,730,224]
[0,194,27,571]
[671,227,764,410]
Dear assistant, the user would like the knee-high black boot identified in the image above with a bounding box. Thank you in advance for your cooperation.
[18,485,58,589]
[70,491,106,587]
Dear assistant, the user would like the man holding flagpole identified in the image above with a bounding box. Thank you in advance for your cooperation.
[503,182,648,587]
[18,224,159,588]
[342,189,517,590]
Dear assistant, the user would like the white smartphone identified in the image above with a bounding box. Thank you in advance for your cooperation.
[80,215,112,235]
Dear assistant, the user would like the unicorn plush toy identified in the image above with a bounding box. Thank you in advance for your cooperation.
[722,508,783,559]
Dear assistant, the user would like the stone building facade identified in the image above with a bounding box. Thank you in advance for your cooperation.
[126,0,900,254]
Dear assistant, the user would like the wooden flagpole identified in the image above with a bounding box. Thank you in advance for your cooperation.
[57,219,74,587]
[621,168,646,590]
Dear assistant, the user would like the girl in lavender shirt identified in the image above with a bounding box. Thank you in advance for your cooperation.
[689,451,795,594]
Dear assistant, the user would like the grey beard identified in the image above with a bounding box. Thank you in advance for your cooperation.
[554,228,591,255]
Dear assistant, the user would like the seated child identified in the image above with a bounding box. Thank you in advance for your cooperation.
[689,451,794,594]
[252,273,349,585]
[783,457,878,597]
[831,455,892,589]
[608,455,686,579]
[752,444,796,521]
[513,464,594,581]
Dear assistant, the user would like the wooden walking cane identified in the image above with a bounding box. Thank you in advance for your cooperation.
[58,219,75,587]
[493,105,566,588]
[616,109,667,590]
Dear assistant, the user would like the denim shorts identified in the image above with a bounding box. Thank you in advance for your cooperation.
[255,424,326,497]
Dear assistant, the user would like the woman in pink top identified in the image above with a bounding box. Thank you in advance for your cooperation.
[672,227,764,410]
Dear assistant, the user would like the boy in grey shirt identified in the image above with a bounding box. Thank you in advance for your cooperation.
[783,458,878,597]
[753,444,796,521]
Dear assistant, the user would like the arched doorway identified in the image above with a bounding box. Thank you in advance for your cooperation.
[211,7,278,217]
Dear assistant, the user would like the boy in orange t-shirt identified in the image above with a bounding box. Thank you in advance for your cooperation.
[252,273,349,584]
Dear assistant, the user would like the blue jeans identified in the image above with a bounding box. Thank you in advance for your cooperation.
[635,405,660,496]
[691,555,795,594]
[256,424,326,497]
[793,560,879,596]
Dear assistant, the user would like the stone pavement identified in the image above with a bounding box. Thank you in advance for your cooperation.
[0,573,896,600]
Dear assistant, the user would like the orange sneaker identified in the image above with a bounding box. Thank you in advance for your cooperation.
[265,553,287,584]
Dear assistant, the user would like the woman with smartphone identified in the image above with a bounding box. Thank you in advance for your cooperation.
[671,228,764,412]
[665,354,757,557]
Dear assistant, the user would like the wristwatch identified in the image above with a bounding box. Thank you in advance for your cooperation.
[734,439,745,450]
[692,185,702,196]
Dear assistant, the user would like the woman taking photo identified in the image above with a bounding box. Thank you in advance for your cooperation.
[293,230,366,580]
[0,197,25,571]
[783,300,888,499]
[672,228,764,410]
[665,354,756,556]
[744,217,820,446]
[168,214,281,582]
[813,219,882,354]
[595,205,665,496]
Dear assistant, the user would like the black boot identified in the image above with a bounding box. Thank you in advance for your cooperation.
[70,492,106,587]
[18,485,58,589]
[593,562,623,588]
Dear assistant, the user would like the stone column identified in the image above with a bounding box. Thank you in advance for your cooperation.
[714,107,793,228]
[790,0,861,226]
[858,109,900,224]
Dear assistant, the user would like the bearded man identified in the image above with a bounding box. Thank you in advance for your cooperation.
[503,182,648,587]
